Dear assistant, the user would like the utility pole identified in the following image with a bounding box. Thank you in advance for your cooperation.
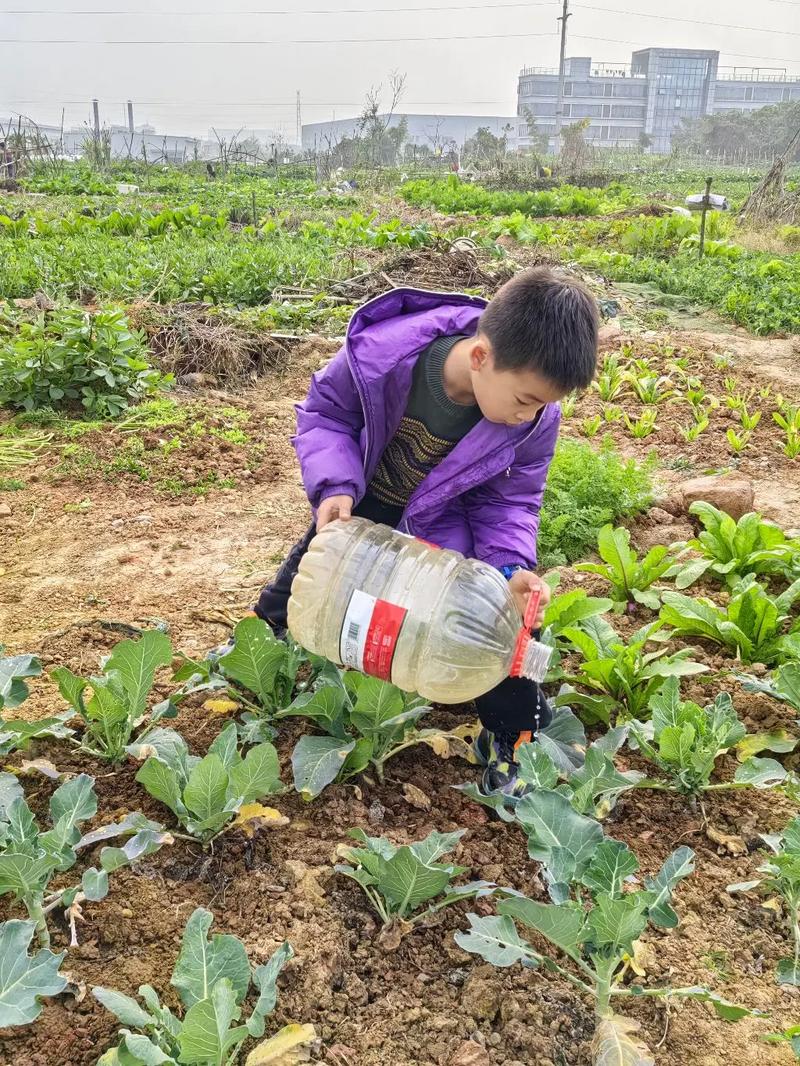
[92,98,101,140]
[126,100,134,134]
[296,90,302,148]
[553,0,570,155]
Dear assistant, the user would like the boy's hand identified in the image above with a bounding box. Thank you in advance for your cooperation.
[316,494,354,531]
[508,570,551,628]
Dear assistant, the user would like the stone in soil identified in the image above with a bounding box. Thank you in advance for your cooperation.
[678,473,754,520]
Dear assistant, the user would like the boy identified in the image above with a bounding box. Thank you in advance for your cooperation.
[252,266,598,796]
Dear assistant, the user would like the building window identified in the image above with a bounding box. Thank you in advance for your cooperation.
[601,124,610,139]
[604,83,613,97]
[745,86,754,101]
[564,82,573,96]
[563,104,571,118]
[602,104,611,118]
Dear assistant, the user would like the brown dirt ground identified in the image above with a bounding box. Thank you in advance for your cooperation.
[2,323,800,1065]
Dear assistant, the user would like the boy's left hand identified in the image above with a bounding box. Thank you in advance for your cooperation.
[508,570,551,629]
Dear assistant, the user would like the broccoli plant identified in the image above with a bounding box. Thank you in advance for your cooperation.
[134,721,283,843]
[538,587,613,678]
[660,578,800,665]
[0,648,75,754]
[629,677,794,800]
[457,834,754,1066]
[575,523,676,612]
[335,828,495,950]
[460,705,640,821]
[0,772,170,947]
[52,630,176,763]
[0,918,68,1027]
[668,502,800,590]
[283,663,441,799]
[728,816,800,985]
[740,661,800,713]
[94,906,305,1066]
[557,617,708,724]
[173,617,312,731]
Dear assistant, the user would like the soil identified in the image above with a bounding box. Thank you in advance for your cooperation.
[3,315,800,1065]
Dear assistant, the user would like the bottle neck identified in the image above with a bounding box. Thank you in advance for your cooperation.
[510,629,552,683]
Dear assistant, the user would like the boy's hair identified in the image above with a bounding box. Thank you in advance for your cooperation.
[479,266,599,391]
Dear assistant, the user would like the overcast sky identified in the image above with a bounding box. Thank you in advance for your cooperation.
[3,0,799,139]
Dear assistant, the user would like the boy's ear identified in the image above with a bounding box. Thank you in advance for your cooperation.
[469,339,491,371]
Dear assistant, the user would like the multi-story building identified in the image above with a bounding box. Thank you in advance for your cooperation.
[517,47,800,153]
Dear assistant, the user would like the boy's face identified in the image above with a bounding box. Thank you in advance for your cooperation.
[469,338,568,426]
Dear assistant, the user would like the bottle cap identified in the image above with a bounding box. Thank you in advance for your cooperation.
[509,586,552,682]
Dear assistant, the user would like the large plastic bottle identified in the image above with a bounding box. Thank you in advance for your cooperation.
[287,518,551,704]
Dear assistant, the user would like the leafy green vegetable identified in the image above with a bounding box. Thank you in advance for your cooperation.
[629,676,791,797]
[0,648,42,711]
[457,833,754,1065]
[576,523,676,611]
[729,815,800,986]
[557,618,708,724]
[0,918,67,1027]
[668,502,800,590]
[52,630,175,763]
[335,828,493,948]
[284,663,435,798]
[660,578,800,665]
[134,722,282,842]
[94,906,295,1066]
[0,774,169,946]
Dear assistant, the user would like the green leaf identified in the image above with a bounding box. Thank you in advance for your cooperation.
[379,847,453,917]
[454,913,536,968]
[183,756,229,823]
[409,829,465,867]
[349,676,405,735]
[515,744,559,789]
[218,618,286,707]
[120,1034,174,1065]
[171,908,251,1009]
[291,735,355,800]
[514,789,603,898]
[777,958,800,986]
[736,729,797,761]
[228,743,281,804]
[497,896,585,959]
[136,758,186,817]
[734,756,787,788]
[246,942,294,1038]
[0,654,42,710]
[645,846,695,928]
[277,685,346,734]
[208,722,239,770]
[536,705,586,773]
[178,979,245,1064]
[0,773,23,819]
[104,630,172,721]
[0,853,53,899]
[100,829,170,873]
[592,1015,655,1066]
[0,919,67,1026]
[82,867,109,901]
[93,986,156,1029]
[662,985,758,1020]
[580,839,639,897]
[49,772,96,827]
[585,892,650,956]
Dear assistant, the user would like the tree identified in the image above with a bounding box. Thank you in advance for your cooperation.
[462,126,509,167]
[522,107,550,154]
[673,101,800,161]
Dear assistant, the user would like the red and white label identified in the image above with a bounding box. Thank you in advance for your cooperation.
[339,589,408,681]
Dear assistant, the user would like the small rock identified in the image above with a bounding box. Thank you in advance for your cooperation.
[449,1042,491,1066]
[750,663,768,676]
[635,523,693,552]
[135,513,154,525]
[179,371,217,388]
[368,799,386,825]
[0,503,11,518]
[461,968,500,1022]
[679,473,754,520]
[598,320,622,347]
[111,518,124,529]
[647,507,675,524]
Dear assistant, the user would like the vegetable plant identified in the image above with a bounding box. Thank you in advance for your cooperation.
[52,630,176,763]
[728,816,800,985]
[0,647,77,754]
[738,406,761,432]
[774,406,800,460]
[581,415,602,438]
[134,721,283,843]
[625,372,674,406]
[726,427,751,455]
[457,823,753,1064]
[623,408,657,438]
[660,578,800,665]
[629,677,793,800]
[679,416,709,442]
[602,404,622,423]
[575,523,676,612]
[668,501,800,589]
[335,828,494,949]
[594,354,625,401]
[0,648,41,710]
[0,919,68,1027]
[94,906,302,1066]
[557,617,708,723]
[283,664,437,798]
[0,772,170,946]
[173,617,310,727]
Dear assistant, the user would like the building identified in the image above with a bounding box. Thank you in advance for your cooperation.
[302,113,517,153]
[5,118,200,162]
[517,48,800,153]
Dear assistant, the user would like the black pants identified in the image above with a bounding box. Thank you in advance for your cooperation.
[254,521,551,735]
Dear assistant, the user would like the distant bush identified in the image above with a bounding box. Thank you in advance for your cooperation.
[400,175,628,218]
[538,436,655,568]
[0,306,170,418]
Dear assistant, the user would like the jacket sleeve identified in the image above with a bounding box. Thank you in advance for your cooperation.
[466,408,560,570]
[292,346,367,507]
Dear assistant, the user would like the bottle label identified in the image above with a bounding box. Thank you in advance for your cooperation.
[339,588,408,681]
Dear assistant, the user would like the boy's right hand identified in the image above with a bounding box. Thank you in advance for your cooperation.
[316,494,354,531]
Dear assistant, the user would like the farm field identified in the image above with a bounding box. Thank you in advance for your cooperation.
[2,160,800,1066]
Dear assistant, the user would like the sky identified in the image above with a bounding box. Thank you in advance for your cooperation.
[2,0,800,140]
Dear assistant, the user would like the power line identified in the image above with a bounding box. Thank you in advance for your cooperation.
[570,36,799,65]
[4,1,557,12]
[575,3,800,37]
[2,30,559,44]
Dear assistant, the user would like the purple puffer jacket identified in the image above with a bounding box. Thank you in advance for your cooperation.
[293,287,561,569]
